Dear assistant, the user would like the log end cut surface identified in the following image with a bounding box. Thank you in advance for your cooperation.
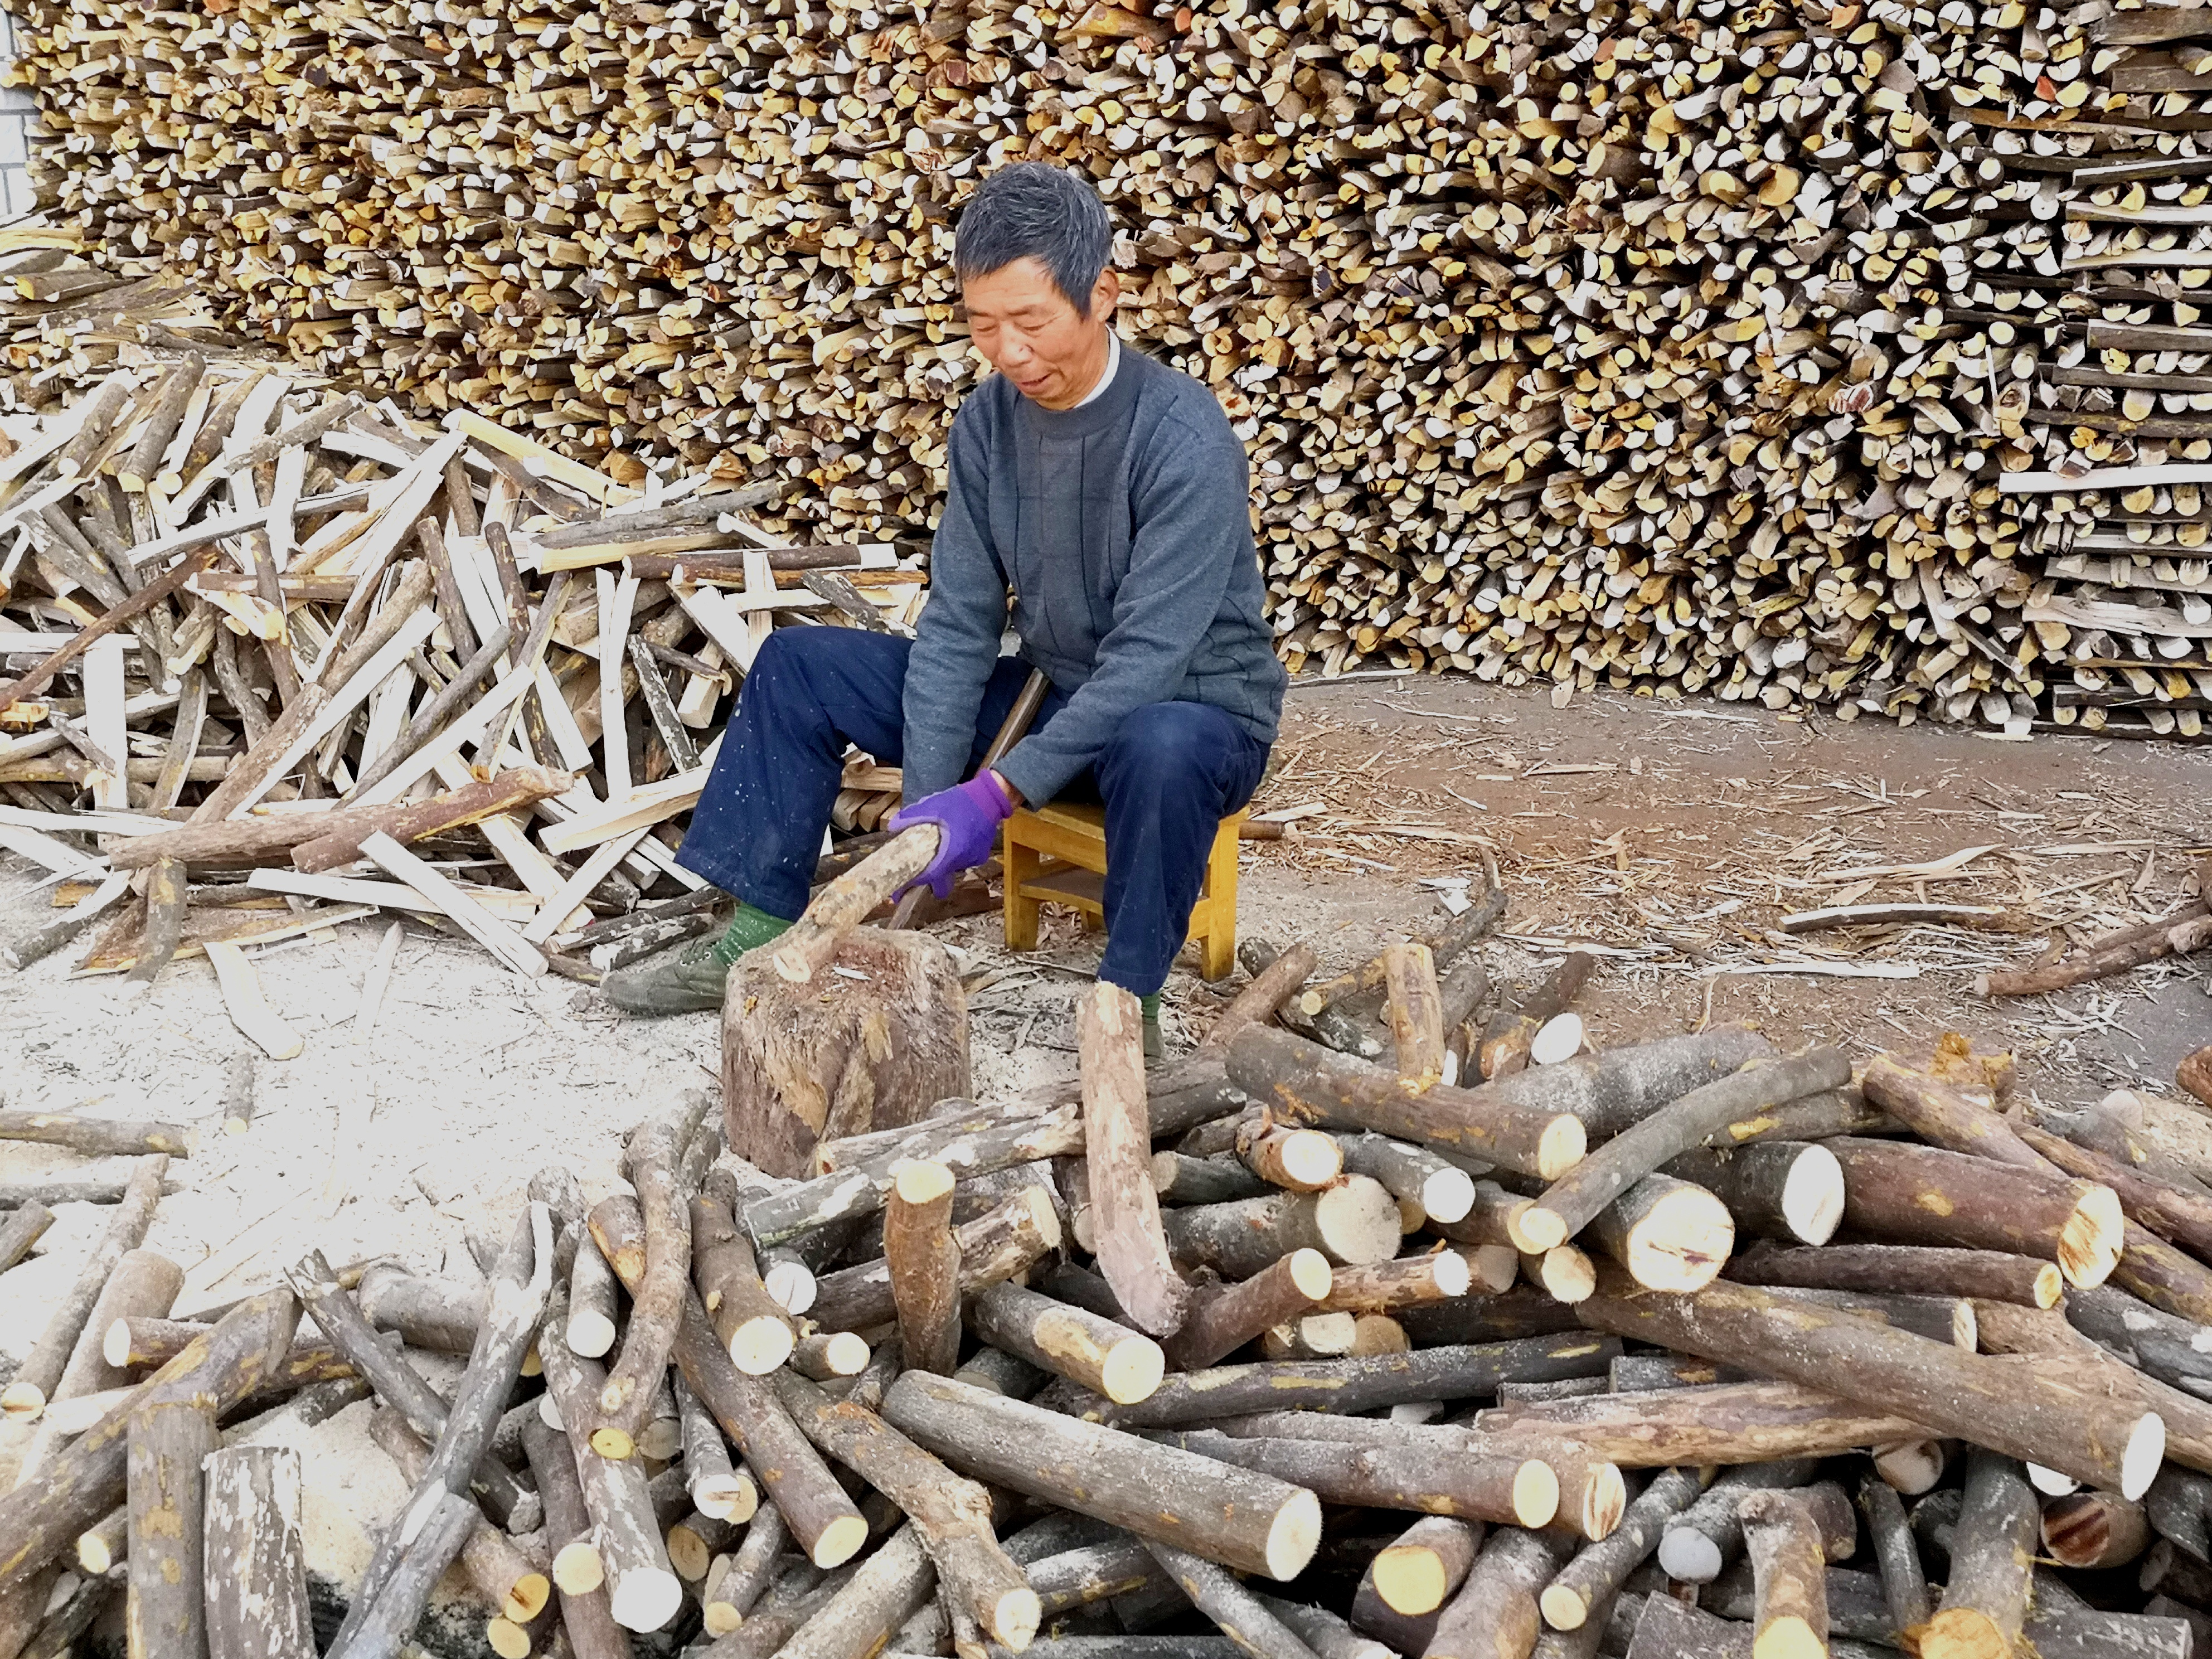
[1267,1487,1327,1582]
[1781,1144,1846,1246]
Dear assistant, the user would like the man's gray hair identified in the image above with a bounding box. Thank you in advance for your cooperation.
[953,163,1113,314]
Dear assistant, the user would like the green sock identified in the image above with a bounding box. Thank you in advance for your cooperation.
[1139,993,1161,1026]
[710,901,796,968]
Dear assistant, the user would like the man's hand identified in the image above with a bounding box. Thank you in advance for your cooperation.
[889,772,1016,900]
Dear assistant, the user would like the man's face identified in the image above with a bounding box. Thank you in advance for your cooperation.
[964,256,1120,411]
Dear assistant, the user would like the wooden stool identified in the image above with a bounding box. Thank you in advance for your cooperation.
[1001,802,1244,982]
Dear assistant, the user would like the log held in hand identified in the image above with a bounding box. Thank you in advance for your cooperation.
[771,823,938,983]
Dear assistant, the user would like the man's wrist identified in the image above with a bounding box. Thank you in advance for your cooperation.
[987,769,1022,810]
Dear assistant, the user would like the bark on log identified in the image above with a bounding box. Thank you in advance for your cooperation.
[1081,981,1191,1337]
[1028,1537,1168,1615]
[770,823,936,983]
[1196,942,1318,1056]
[969,1281,1164,1405]
[1825,1137,2124,1289]
[2,1156,165,1420]
[280,1253,532,1530]
[1224,1027,1586,1179]
[1162,1178,1404,1278]
[2022,1123,2212,1260]
[1456,1027,1777,1141]
[1481,952,1597,1081]
[1577,1267,2166,1498]
[566,1228,620,1359]
[0,1112,192,1158]
[880,1371,1321,1580]
[1156,1427,1561,1528]
[1237,1123,1343,1192]
[1540,1467,1702,1632]
[1978,906,2212,997]
[365,1410,549,1626]
[1143,1540,1325,1659]
[745,1100,1079,1248]
[0,1204,53,1274]
[325,1491,476,1659]
[1924,1452,2037,1659]
[883,1161,962,1376]
[1102,1332,1623,1429]
[1726,1243,2063,1309]
[353,1267,484,1355]
[1425,1526,1575,1659]
[1660,1142,1845,1248]
[1737,1489,1830,1659]
[2147,1465,2212,1563]
[1859,1474,1930,1638]
[125,1397,215,1659]
[1315,1251,1470,1316]
[807,1186,1056,1335]
[46,1249,184,1423]
[775,1522,936,1659]
[590,1194,868,1569]
[1653,1462,1821,1584]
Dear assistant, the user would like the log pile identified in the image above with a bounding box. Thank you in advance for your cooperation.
[16,900,2212,1657]
[16,0,2212,733]
[0,365,929,990]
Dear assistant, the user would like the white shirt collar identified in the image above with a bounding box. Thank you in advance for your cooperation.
[1071,331,1120,409]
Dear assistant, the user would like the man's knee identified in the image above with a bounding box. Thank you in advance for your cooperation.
[1099,703,1234,797]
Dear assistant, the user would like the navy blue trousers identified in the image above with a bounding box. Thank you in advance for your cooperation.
[677,628,1270,997]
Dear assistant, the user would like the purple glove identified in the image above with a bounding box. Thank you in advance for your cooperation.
[889,772,1015,900]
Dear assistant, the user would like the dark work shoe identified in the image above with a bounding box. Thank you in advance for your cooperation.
[601,937,731,1017]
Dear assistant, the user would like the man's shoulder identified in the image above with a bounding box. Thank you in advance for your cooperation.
[1124,349,1242,452]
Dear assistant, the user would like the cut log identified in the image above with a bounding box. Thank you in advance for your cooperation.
[196,1453,323,1659]
[126,1396,216,1659]
[1584,1175,1735,1294]
[1726,1243,2063,1309]
[354,1268,484,1354]
[0,1202,53,1273]
[566,1229,620,1360]
[2022,1124,2212,1260]
[596,1102,710,1452]
[1081,981,1190,1337]
[517,1417,628,1659]
[326,1490,477,1659]
[1103,1332,1623,1428]
[2,1155,165,1420]
[2043,1491,2151,1569]
[880,1371,1321,1580]
[808,1186,1056,1335]
[1238,1124,1345,1194]
[1540,1467,1703,1631]
[1224,1027,1585,1179]
[1824,1138,2124,1289]
[745,1100,1077,1248]
[1384,942,1445,1090]
[1656,1463,1821,1585]
[1196,942,1318,1056]
[1924,1452,2038,1659]
[1578,1267,2166,1499]
[772,1371,1040,1649]
[1144,1540,1325,1659]
[1859,1474,1930,1638]
[969,1281,1164,1405]
[366,1409,549,1627]
[0,1111,192,1158]
[1162,1177,1404,1277]
[1737,1489,1830,1659]
[1165,1250,1333,1372]
[1154,1426,1560,1527]
[882,1160,962,1377]
[1337,1134,1476,1226]
[776,1521,937,1659]
[1426,1526,1576,1659]
[1661,1143,1845,1248]
[1371,1516,1485,1617]
[1316,1251,1471,1316]
[1481,953,1597,1081]
[590,1194,866,1569]
[693,1186,796,1375]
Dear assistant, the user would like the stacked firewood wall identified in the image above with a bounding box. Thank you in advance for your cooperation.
[9,0,2212,731]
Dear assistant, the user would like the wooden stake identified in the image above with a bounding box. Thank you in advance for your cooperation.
[884,1161,963,1378]
[1080,981,1190,1337]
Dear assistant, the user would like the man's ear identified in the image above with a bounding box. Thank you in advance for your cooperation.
[1091,267,1122,324]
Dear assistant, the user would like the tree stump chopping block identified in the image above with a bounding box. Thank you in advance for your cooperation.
[722,925,968,1179]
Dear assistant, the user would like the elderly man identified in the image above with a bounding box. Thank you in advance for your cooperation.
[607,163,1286,1053]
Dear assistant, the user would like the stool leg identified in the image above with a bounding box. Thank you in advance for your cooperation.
[1197,824,1241,982]
[1003,831,1042,952]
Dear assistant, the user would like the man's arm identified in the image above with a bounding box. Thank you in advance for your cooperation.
[992,413,1247,807]
[901,401,1010,802]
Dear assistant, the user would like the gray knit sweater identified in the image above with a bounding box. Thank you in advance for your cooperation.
[901,342,1286,806]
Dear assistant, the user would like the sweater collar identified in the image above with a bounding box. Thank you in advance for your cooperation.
[1013,334,1141,435]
